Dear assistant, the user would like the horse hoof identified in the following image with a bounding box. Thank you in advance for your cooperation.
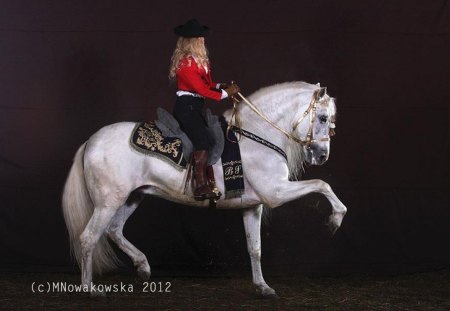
[137,269,151,281]
[256,286,278,299]
[326,214,341,236]
[327,222,339,236]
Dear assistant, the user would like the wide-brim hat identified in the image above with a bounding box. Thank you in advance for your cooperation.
[174,18,210,38]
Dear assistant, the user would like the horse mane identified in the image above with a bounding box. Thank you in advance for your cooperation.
[242,81,337,180]
[247,81,317,103]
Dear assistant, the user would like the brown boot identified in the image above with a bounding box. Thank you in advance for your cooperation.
[206,165,222,199]
[192,150,216,200]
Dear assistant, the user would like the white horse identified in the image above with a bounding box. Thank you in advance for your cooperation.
[62,81,347,297]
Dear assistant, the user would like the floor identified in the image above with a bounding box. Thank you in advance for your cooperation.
[1,269,449,310]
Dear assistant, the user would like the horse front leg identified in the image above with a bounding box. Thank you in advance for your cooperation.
[269,179,347,235]
[242,204,277,298]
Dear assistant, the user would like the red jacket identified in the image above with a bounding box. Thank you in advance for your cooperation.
[176,56,223,101]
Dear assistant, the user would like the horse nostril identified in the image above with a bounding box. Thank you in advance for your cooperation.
[320,154,327,162]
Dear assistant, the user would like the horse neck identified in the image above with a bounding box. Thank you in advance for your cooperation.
[223,87,313,149]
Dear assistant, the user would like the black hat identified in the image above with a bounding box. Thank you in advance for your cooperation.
[173,18,210,38]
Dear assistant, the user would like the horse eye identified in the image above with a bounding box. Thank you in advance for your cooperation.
[319,115,327,123]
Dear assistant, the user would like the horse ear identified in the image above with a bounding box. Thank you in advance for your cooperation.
[318,87,327,98]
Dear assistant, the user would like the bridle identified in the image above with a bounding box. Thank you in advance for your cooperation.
[227,87,335,147]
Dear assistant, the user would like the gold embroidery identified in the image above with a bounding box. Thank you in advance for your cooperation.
[135,122,181,158]
[223,160,243,180]
[224,175,244,181]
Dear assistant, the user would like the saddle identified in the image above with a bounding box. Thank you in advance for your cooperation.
[155,107,224,166]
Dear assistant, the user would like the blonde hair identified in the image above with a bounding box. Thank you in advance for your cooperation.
[168,37,209,80]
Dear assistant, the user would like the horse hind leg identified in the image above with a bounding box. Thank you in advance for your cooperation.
[106,192,151,280]
[79,205,118,296]
[243,204,277,298]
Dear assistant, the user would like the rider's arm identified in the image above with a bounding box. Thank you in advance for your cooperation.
[177,62,227,101]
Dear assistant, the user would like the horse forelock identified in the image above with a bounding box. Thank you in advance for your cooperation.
[330,97,337,123]
[320,95,337,123]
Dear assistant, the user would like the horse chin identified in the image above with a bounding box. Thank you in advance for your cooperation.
[315,158,326,165]
[313,154,329,166]
[304,145,329,166]
[305,154,327,166]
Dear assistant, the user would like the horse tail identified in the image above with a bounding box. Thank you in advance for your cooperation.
[62,142,121,275]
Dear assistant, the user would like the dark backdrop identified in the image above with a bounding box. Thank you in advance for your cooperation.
[1,0,449,275]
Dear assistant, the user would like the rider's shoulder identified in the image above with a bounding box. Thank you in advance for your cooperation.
[179,55,197,67]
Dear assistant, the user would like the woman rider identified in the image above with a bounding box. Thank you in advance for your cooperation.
[169,18,240,200]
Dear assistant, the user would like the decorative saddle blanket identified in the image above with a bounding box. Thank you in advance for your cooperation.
[130,122,188,167]
[129,119,244,199]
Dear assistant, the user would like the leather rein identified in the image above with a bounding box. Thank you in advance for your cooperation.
[227,88,335,147]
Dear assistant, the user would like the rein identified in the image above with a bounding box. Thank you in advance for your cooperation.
[230,125,287,160]
[227,88,334,147]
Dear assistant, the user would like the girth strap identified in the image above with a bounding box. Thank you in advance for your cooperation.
[230,126,287,161]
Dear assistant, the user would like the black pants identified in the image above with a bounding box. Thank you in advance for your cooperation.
[173,95,211,150]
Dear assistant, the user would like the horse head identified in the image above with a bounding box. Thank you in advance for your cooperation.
[301,88,336,166]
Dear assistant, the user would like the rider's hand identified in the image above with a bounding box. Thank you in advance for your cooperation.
[225,84,240,97]
[219,83,228,89]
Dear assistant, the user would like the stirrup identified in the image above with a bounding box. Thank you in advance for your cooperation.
[207,183,222,199]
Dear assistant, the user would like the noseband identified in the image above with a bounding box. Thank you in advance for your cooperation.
[228,88,335,147]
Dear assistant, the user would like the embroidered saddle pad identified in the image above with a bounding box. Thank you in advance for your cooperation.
[130,122,188,168]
